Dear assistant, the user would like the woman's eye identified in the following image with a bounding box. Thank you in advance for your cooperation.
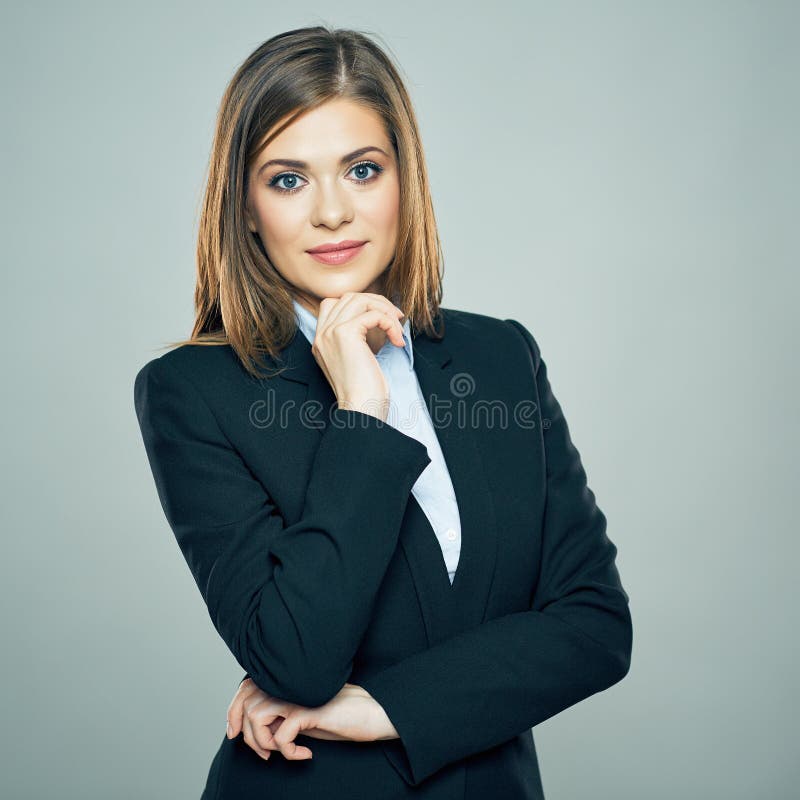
[349,161,383,182]
[267,161,383,195]
[269,173,306,193]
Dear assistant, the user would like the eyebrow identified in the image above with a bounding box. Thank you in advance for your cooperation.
[257,146,390,177]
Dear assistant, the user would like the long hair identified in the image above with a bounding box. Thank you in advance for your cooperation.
[165,25,445,379]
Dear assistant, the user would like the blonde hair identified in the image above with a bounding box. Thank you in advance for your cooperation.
[164,25,445,379]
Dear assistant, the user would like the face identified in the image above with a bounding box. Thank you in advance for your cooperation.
[245,97,400,318]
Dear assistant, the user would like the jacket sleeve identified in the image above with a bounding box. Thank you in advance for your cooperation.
[358,318,633,786]
[134,354,432,709]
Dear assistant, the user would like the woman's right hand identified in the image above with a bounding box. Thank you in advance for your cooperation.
[311,292,406,421]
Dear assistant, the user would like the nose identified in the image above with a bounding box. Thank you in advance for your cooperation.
[310,177,354,229]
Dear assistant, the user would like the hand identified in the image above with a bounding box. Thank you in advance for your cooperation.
[227,679,399,761]
[311,292,406,421]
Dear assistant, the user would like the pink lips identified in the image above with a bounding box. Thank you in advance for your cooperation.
[306,240,367,265]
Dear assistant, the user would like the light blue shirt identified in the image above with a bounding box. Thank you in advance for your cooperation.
[292,298,463,584]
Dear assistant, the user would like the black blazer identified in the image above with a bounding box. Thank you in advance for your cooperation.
[134,307,632,800]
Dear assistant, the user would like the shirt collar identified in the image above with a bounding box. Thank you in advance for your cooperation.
[291,296,414,370]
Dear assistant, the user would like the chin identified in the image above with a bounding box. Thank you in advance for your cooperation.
[307,270,387,297]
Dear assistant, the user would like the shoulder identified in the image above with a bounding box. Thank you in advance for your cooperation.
[133,341,261,418]
[135,342,242,383]
[439,306,541,374]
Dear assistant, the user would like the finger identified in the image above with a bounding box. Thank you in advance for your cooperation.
[316,296,338,331]
[345,292,403,322]
[254,698,298,752]
[317,291,358,331]
[272,712,314,760]
[311,297,338,376]
[315,296,345,349]
[244,696,287,751]
[251,711,280,753]
[321,293,401,334]
[380,313,406,347]
[368,310,406,348]
[227,680,257,738]
[390,313,407,347]
[360,291,404,317]
[336,309,404,348]
[242,712,272,761]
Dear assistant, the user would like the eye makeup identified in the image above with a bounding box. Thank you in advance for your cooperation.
[267,160,385,195]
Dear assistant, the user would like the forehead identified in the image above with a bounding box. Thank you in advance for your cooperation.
[259,98,389,160]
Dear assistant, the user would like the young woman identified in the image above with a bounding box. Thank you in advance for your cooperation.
[134,25,632,800]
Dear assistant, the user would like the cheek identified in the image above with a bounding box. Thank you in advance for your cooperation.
[365,180,400,233]
[256,197,306,247]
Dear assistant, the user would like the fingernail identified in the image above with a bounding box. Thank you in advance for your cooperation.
[227,722,233,738]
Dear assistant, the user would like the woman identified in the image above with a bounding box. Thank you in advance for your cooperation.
[134,25,632,800]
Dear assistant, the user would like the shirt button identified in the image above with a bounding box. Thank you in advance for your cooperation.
[445,528,457,542]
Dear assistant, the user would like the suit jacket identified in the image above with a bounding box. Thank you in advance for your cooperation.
[133,307,632,800]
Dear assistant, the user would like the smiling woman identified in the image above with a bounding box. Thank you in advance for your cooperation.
[244,100,401,296]
[163,25,444,379]
[134,23,631,800]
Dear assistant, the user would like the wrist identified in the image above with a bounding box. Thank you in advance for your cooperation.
[343,683,399,740]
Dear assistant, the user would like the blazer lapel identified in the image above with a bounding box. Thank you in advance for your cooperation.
[270,325,335,407]
[269,313,499,640]
[409,322,499,637]
[246,328,335,524]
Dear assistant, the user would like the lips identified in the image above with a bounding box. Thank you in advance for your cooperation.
[306,239,367,254]
[306,242,367,266]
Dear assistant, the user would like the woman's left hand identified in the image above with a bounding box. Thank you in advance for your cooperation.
[227,679,399,761]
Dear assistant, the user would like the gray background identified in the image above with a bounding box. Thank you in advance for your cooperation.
[2,1,797,797]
